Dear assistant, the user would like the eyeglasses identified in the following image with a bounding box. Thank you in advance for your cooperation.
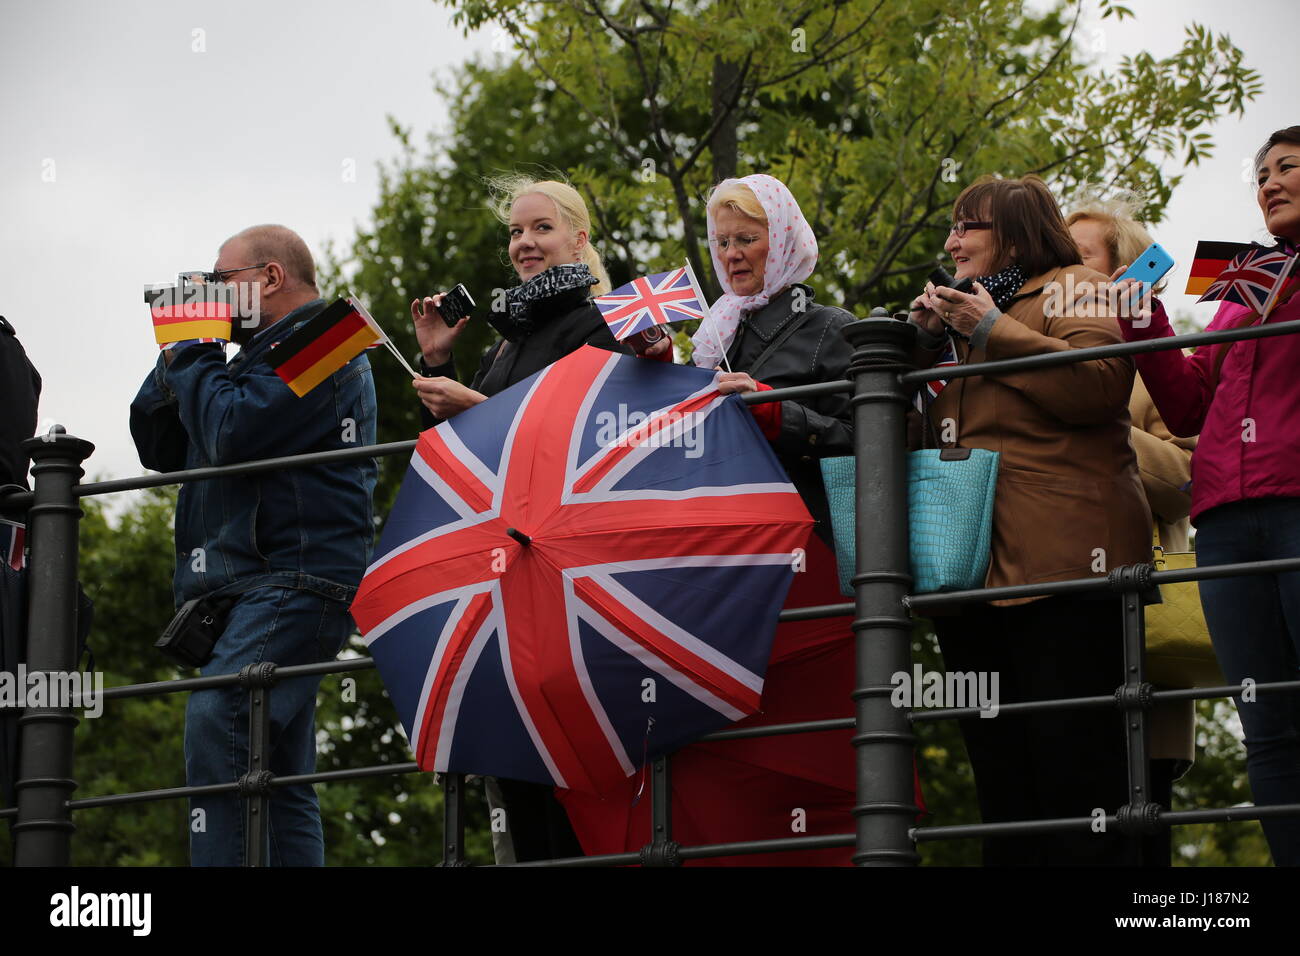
[709,234,763,251]
[180,263,269,285]
[949,221,992,238]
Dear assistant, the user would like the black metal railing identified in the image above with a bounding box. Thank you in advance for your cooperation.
[3,313,1300,866]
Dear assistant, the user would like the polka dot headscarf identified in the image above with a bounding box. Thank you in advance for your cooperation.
[692,173,819,368]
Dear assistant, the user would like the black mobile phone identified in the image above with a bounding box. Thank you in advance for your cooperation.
[438,283,476,327]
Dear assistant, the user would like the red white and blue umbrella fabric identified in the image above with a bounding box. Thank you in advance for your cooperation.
[350,345,813,796]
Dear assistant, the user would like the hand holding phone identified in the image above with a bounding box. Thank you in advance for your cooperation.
[1111,242,1174,315]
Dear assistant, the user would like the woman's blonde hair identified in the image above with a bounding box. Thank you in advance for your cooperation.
[488,175,611,295]
[707,181,767,224]
[1065,192,1166,294]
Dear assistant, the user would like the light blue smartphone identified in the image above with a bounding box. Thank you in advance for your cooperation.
[1114,242,1175,307]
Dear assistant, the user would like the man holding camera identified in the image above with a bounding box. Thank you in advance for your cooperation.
[130,225,377,866]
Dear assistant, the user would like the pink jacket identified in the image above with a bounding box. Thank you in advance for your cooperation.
[1121,294,1300,521]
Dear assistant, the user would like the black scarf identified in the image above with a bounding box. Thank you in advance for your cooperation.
[490,263,598,341]
[976,263,1028,311]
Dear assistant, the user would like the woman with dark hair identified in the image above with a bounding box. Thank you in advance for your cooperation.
[910,174,1152,865]
[1116,127,1300,866]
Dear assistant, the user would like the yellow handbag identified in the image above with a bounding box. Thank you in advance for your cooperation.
[1144,544,1225,689]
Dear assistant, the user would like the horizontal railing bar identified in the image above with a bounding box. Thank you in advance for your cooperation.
[908,677,1300,723]
[696,717,855,742]
[740,381,850,404]
[508,832,856,866]
[267,762,421,788]
[777,601,853,623]
[0,440,421,511]
[2,761,427,816]
[98,656,376,701]
[61,781,239,812]
[900,316,1300,387]
[912,802,1300,842]
[906,555,1300,611]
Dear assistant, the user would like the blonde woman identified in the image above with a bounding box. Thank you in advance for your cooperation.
[412,176,627,423]
[1066,197,1198,868]
[409,177,630,862]
[1066,197,1197,551]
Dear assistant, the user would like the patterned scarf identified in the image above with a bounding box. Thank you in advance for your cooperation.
[975,263,1028,311]
[916,263,1027,412]
[500,263,598,335]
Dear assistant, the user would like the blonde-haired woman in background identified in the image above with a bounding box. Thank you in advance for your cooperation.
[1067,196,1197,867]
[409,176,630,862]
[412,175,626,423]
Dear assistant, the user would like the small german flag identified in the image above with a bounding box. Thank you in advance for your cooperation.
[150,294,234,345]
[265,299,381,397]
[1185,240,1255,296]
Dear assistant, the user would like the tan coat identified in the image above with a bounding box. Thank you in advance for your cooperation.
[1129,377,1196,552]
[1129,377,1198,763]
[923,264,1152,605]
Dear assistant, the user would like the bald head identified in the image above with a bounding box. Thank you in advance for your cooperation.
[216,224,322,338]
[224,224,317,290]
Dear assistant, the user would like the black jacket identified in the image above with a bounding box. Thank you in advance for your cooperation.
[0,316,41,491]
[723,284,856,542]
[420,286,631,427]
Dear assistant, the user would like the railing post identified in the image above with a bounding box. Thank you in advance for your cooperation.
[640,755,680,867]
[13,425,95,866]
[1111,564,1160,843]
[440,772,467,866]
[238,662,277,867]
[842,317,920,866]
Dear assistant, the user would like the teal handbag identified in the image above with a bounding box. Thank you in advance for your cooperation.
[820,447,1000,596]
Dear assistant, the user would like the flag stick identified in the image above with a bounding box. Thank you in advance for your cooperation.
[384,339,421,379]
[348,293,421,378]
[684,258,731,372]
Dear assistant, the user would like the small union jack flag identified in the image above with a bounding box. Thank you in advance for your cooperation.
[2,519,26,571]
[594,265,707,341]
[1199,244,1299,316]
[915,334,960,411]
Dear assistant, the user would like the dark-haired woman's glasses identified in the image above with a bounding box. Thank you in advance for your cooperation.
[950,221,992,238]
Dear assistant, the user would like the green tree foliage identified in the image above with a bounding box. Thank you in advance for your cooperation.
[325,0,1259,514]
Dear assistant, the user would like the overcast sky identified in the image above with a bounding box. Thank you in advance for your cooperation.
[1,0,1296,498]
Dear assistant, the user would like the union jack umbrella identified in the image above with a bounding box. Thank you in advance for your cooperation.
[350,346,813,795]
[1,520,25,572]
[594,265,707,341]
[1198,244,1299,316]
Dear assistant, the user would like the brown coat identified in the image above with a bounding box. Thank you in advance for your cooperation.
[1129,377,1196,552]
[922,264,1152,605]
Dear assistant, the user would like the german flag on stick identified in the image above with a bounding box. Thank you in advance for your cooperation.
[150,292,234,345]
[266,299,382,397]
[1185,240,1255,296]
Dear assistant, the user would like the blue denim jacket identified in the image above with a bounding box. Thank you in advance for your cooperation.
[129,299,378,606]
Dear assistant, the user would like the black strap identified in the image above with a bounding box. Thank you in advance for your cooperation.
[744,305,828,379]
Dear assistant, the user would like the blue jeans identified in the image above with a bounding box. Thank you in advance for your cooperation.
[1196,498,1300,866]
[184,585,353,866]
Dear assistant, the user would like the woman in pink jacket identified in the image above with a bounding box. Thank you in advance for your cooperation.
[1119,126,1300,865]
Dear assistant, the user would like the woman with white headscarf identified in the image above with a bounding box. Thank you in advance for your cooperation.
[693,174,857,546]
[558,175,879,865]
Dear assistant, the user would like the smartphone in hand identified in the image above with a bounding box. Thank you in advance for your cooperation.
[1114,242,1175,308]
[438,284,476,327]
